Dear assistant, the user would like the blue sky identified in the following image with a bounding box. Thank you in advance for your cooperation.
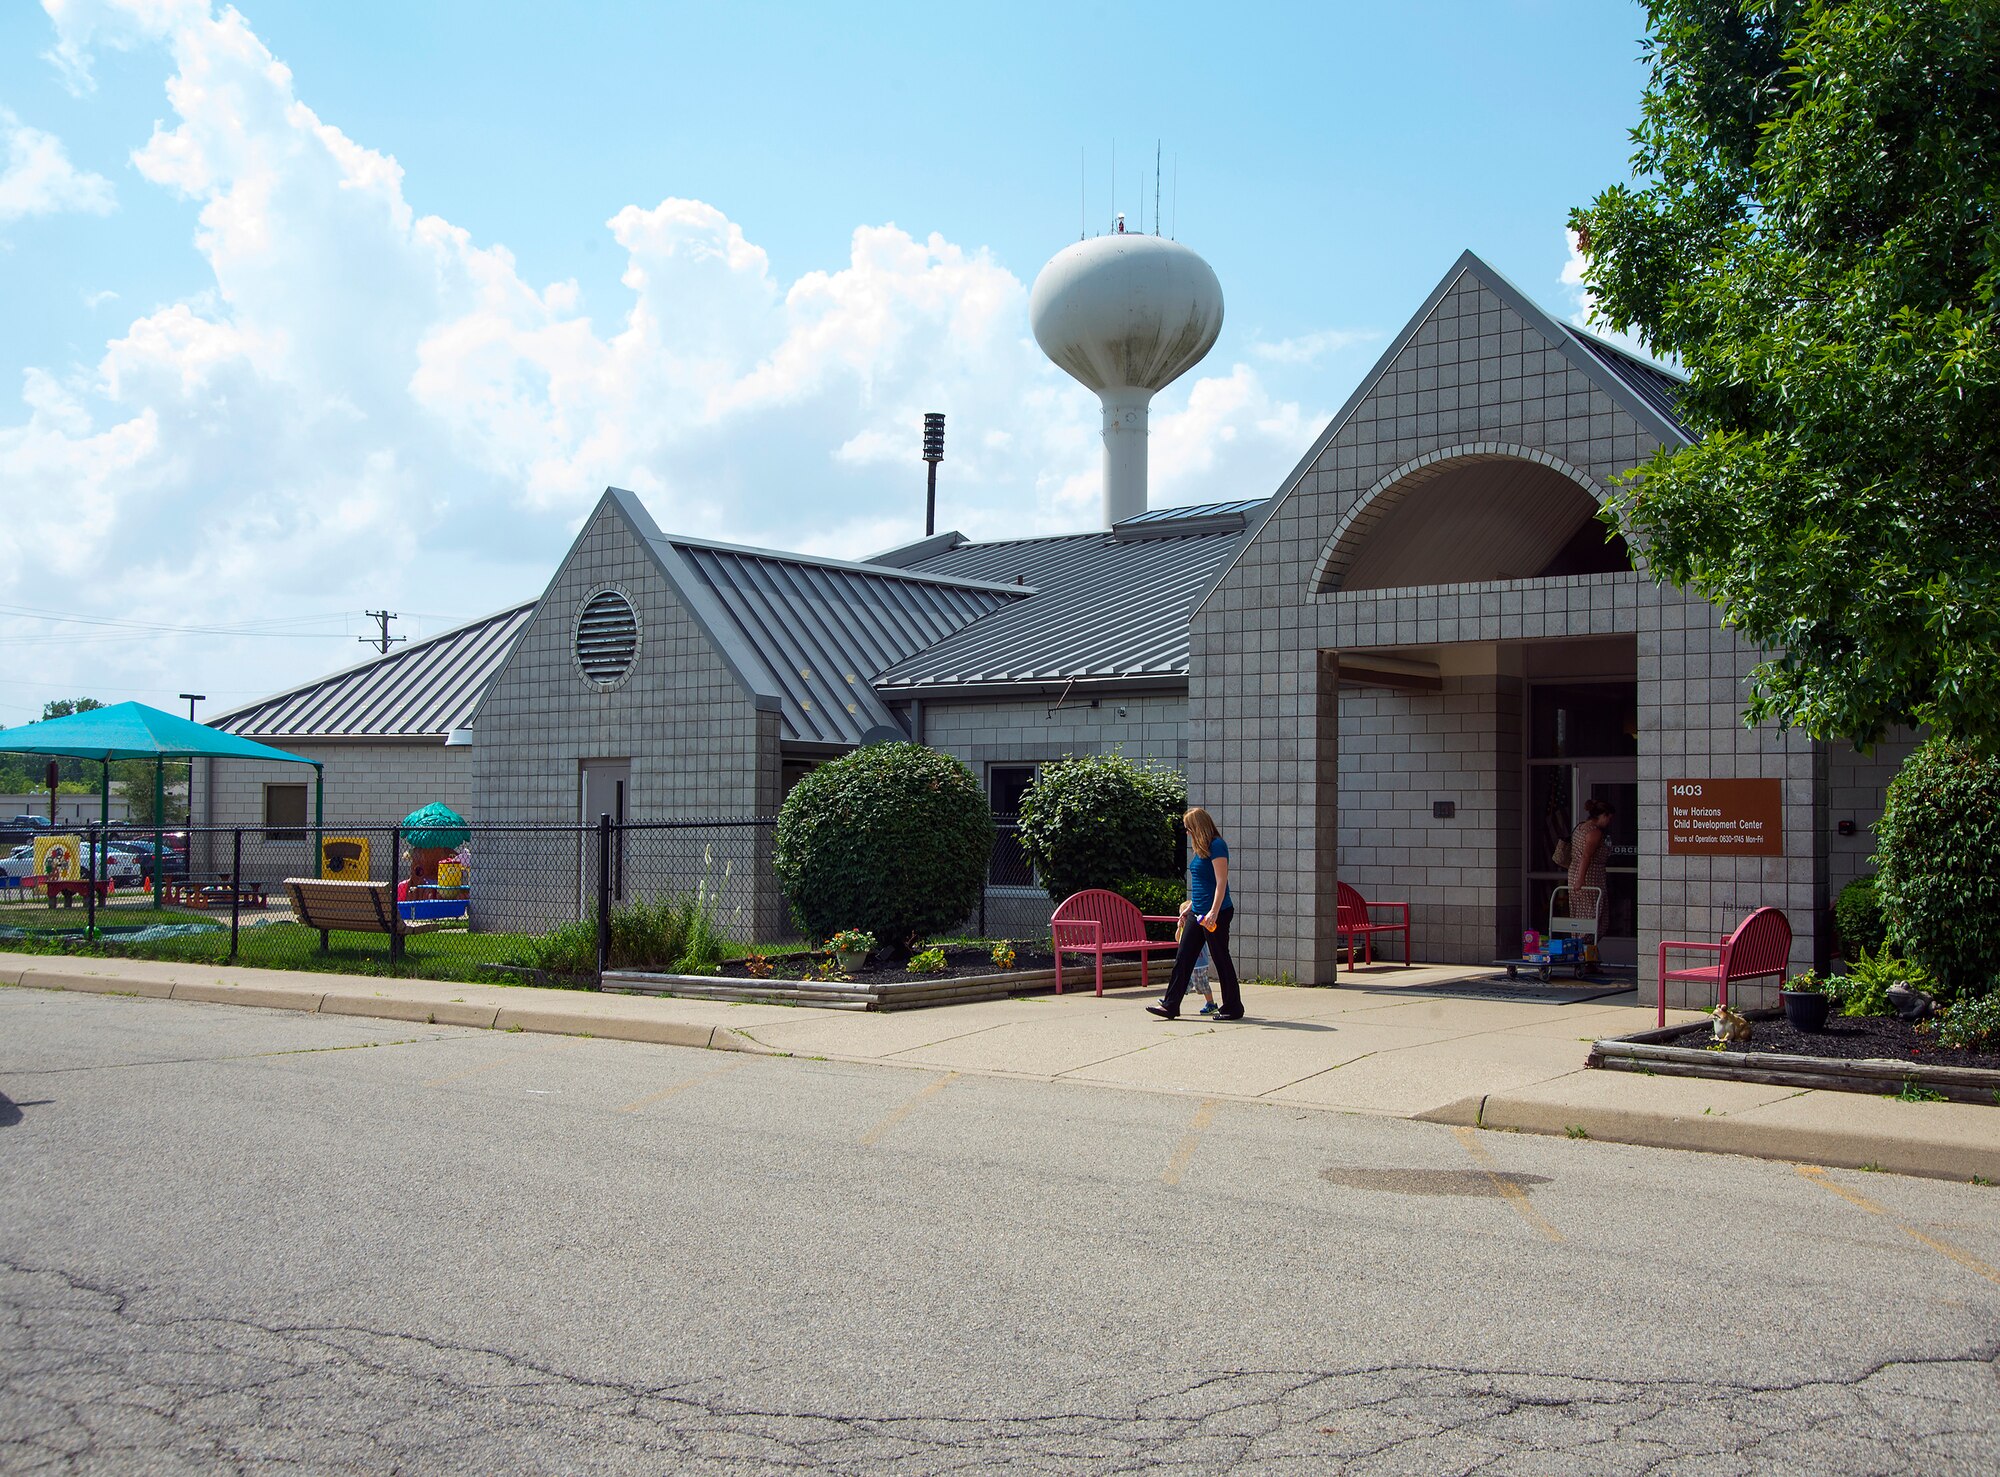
[0,1,1653,724]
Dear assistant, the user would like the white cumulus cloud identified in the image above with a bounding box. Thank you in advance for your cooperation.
[2,0,1326,717]
[0,106,115,222]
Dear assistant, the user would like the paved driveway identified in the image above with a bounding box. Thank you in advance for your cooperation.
[3,987,1996,1474]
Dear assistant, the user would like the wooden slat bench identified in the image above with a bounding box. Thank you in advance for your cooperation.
[284,877,446,951]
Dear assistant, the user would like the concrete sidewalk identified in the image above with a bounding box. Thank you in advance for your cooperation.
[6,952,1994,1181]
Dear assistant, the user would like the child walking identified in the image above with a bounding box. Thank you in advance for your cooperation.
[1177,903,1220,1016]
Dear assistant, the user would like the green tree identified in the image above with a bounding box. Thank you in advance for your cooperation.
[1572,0,2000,748]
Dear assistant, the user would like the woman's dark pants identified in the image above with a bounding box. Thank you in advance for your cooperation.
[1160,909,1240,1016]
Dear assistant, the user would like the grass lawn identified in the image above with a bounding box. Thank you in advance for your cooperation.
[0,910,553,986]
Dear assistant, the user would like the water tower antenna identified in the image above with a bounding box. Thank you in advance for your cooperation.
[1155,141,1162,236]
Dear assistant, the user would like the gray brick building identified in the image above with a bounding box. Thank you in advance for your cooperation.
[1189,251,1903,1007]
[204,248,1902,995]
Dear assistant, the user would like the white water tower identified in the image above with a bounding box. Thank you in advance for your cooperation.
[1030,220,1224,526]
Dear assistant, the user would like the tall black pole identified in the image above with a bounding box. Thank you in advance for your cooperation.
[921,412,945,538]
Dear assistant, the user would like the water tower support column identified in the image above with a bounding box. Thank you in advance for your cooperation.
[1102,391,1150,527]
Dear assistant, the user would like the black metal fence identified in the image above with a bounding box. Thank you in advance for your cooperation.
[0,816,788,982]
[0,810,1072,982]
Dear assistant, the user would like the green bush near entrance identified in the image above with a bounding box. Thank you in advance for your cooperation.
[1875,739,2000,999]
[1115,876,1185,941]
[772,742,992,950]
[1833,874,1887,958]
[1016,753,1178,905]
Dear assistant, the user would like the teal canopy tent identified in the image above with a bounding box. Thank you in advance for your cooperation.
[0,701,323,895]
[401,803,469,851]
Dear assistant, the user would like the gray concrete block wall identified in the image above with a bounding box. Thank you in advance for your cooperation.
[1191,261,1835,995]
[1825,728,1918,905]
[469,499,789,938]
[925,692,1187,938]
[922,693,1188,778]
[1636,608,1822,1009]
[193,743,470,880]
[1334,675,1522,964]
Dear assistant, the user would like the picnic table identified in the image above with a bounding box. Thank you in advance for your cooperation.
[160,877,269,909]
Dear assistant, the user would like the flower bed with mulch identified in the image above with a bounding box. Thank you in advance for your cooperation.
[722,942,1060,987]
[1676,1012,2000,1073]
[1590,1009,2000,1104]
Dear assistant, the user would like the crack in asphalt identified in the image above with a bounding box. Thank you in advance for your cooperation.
[4,1258,1996,1474]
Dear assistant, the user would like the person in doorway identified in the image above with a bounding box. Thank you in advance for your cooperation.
[1566,798,1616,942]
[1147,806,1242,1021]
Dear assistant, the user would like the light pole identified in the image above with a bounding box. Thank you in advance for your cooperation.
[922,412,945,537]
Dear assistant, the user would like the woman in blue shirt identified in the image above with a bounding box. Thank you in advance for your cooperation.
[1147,805,1243,1021]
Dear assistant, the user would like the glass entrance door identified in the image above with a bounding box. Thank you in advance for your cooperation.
[1570,761,1638,966]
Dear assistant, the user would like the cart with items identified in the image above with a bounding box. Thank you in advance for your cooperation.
[1493,886,1602,982]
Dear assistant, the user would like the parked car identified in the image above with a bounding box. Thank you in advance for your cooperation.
[110,839,189,877]
[1,844,38,880]
[0,816,55,846]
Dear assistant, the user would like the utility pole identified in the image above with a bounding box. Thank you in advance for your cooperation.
[361,611,406,655]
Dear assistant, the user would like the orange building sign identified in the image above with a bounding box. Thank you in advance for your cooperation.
[1667,778,1784,856]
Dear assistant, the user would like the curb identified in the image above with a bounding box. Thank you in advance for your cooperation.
[8,963,782,1057]
[1416,1090,1998,1183]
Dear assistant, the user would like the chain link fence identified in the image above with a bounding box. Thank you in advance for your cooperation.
[0,809,1079,983]
[0,816,790,984]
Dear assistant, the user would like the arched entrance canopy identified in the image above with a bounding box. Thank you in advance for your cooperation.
[1311,443,1632,595]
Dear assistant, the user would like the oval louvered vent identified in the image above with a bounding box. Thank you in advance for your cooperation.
[574,589,639,687]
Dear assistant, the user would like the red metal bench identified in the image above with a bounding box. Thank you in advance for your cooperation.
[1336,880,1411,967]
[1656,906,1792,1026]
[1051,889,1181,996]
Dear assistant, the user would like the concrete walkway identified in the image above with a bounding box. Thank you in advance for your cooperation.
[6,952,1993,1181]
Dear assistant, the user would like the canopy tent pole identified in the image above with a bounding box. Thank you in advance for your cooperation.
[153,757,164,898]
[99,760,109,826]
[314,764,324,880]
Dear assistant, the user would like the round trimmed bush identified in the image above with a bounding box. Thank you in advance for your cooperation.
[1016,753,1177,904]
[773,742,992,951]
[1833,874,1887,958]
[1875,739,2000,998]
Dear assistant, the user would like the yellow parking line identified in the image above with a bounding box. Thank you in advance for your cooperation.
[421,1037,582,1089]
[1796,1165,2000,1287]
[860,1072,959,1147]
[618,1059,748,1114]
[1453,1126,1563,1243]
[1162,1098,1220,1186]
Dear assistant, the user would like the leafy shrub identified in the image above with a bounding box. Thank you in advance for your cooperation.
[907,946,948,974]
[1936,990,2000,1052]
[1834,874,1887,958]
[1116,875,1185,940]
[1016,753,1176,903]
[1876,739,2000,996]
[773,742,992,950]
[1823,946,1935,1017]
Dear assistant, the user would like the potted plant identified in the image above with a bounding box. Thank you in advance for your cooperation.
[827,928,875,973]
[1780,971,1832,1032]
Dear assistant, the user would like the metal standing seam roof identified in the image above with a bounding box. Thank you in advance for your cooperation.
[876,509,1262,692]
[1564,327,1689,437]
[665,541,1021,746]
[209,602,536,739]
